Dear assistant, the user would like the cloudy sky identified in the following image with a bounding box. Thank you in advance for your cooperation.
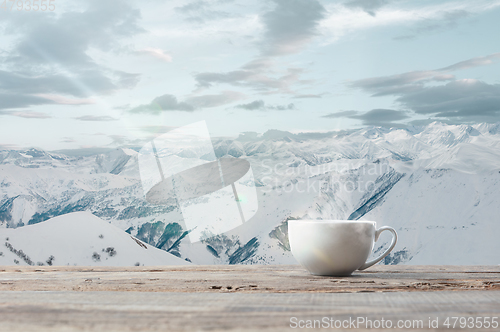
[1,0,500,150]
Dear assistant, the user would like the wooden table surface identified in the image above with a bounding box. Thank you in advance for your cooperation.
[1,265,499,331]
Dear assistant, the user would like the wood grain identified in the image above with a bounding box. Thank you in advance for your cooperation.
[1,265,499,293]
[0,265,499,331]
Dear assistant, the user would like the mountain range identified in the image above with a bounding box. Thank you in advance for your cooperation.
[1,122,499,266]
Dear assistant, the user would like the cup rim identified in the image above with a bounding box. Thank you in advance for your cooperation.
[288,219,376,224]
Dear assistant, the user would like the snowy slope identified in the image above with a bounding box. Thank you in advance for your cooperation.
[0,212,190,266]
[358,169,500,265]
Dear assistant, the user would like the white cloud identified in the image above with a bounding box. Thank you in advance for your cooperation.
[136,48,173,62]
[319,0,500,44]
[75,115,118,121]
[36,94,97,105]
[11,111,52,119]
[149,14,262,39]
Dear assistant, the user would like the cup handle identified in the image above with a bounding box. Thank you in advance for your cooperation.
[358,226,398,270]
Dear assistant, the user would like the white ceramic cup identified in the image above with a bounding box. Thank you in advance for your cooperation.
[288,220,397,276]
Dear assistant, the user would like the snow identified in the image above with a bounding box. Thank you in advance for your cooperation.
[362,169,500,265]
[0,212,190,266]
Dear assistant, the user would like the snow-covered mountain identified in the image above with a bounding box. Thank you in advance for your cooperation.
[1,122,500,266]
[0,212,190,266]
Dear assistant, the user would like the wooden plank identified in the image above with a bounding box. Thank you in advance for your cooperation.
[1,265,499,293]
[0,290,499,331]
[0,266,499,331]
